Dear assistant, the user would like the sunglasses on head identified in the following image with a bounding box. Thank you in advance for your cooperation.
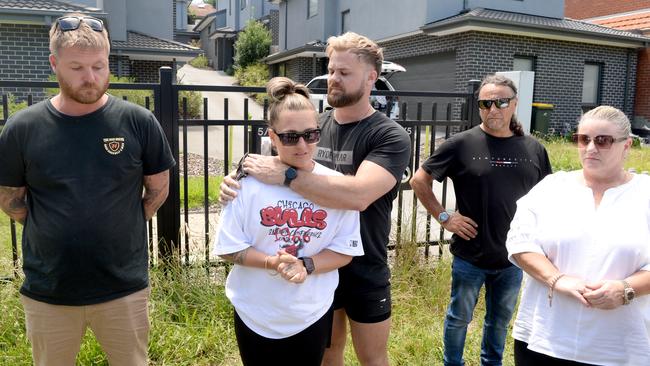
[274,128,321,146]
[56,16,104,32]
[477,97,515,110]
[571,134,628,149]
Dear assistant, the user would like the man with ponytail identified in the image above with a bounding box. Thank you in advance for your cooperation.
[410,74,551,366]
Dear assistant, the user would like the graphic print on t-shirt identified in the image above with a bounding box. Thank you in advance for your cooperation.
[471,155,537,168]
[259,199,328,257]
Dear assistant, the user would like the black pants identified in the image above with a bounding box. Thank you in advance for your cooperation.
[234,306,334,366]
[514,339,600,366]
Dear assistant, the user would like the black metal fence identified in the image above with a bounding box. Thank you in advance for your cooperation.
[0,67,480,277]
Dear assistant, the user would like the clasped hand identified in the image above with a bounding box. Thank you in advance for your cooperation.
[554,276,625,309]
[272,249,307,284]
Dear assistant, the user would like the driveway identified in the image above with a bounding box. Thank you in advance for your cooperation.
[176,64,265,165]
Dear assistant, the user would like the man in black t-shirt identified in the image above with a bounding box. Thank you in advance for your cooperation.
[410,74,551,366]
[0,14,174,365]
[220,32,411,366]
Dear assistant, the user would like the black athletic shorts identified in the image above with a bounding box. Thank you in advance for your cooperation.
[332,285,391,323]
[234,306,334,366]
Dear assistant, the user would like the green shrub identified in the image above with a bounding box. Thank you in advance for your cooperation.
[189,54,209,69]
[234,63,269,104]
[233,19,271,69]
[0,95,29,120]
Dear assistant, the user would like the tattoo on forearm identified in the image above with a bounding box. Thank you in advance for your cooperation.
[142,173,169,219]
[221,248,250,265]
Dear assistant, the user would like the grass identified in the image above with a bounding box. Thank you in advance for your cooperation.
[179,176,223,211]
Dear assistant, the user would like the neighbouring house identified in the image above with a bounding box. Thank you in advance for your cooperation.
[0,0,201,101]
[175,0,206,44]
[193,0,279,71]
[267,0,650,133]
[565,0,650,131]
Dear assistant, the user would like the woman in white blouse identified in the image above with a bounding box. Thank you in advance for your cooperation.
[506,105,650,366]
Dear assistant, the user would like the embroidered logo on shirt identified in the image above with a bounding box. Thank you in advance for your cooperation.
[103,137,125,155]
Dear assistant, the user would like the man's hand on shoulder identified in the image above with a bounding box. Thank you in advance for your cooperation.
[0,185,27,224]
[244,154,288,186]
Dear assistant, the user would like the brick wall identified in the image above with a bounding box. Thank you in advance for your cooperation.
[635,47,650,124]
[565,0,650,19]
[283,57,326,85]
[269,9,280,46]
[0,23,52,102]
[109,55,132,79]
[381,31,637,133]
[130,60,174,83]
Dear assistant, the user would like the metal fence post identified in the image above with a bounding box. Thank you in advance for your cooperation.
[467,79,481,127]
[156,67,181,265]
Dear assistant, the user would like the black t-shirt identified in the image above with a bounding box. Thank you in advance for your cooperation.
[422,126,551,269]
[0,96,175,305]
[314,110,411,290]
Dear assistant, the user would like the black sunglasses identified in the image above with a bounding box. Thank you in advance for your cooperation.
[571,134,628,149]
[56,16,104,32]
[274,128,321,146]
[477,97,515,110]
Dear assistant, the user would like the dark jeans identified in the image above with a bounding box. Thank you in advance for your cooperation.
[443,256,523,366]
[514,339,600,366]
[234,306,333,366]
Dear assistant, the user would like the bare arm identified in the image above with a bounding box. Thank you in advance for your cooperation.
[244,154,396,211]
[142,170,170,221]
[0,185,27,224]
[409,167,477,240]
[512,251,590,306]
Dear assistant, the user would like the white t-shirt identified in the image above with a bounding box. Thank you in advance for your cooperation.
[214,162,363,339]
[507,171,650,366]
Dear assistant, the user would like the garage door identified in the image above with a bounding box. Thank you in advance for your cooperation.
[388,51,456,121]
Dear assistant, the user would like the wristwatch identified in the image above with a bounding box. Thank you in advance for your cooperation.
[284,167,297,187]
[299,256,315,275]
[622,280,635,305]
[438,210,451,224]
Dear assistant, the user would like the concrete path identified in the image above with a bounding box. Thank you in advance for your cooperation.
[176,64,264,163]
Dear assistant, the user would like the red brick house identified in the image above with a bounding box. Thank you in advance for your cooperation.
[566,0,650,132]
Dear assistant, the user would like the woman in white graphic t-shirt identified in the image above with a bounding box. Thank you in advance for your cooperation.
[214,77,363,366]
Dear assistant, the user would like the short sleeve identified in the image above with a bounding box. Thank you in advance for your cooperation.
[421,137,458,182]
[364,123,411,183]
[0,119,26,187]
[213,189,252,256]
[141,113,175,175]
[325,209,364,257]
[506,183,548,267]
[538,143,553,179]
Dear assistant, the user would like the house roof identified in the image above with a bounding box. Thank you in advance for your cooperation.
[421,8,650,48]
[112,31,201,61]
[590,10,650,33]
[189,3,215,18]
[0,0,102,15]
[264,40,327,64]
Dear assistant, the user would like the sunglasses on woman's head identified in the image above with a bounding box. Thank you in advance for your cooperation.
[56,16,104,32]
[274,129,321,146]
[477,97,515,110]
[571,134,628,149]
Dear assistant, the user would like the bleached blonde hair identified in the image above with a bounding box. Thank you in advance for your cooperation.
[580,105,631,137]
[326,32,383,76]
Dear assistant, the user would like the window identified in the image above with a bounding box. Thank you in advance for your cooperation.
[513,56,535,72]
[241,0,246,10]
[341,10,350,34]
[582,63,602,106]
[308,0,318,18]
